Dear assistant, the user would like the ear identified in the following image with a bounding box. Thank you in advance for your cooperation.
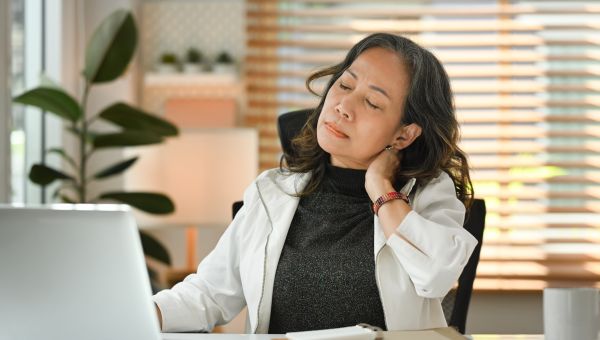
[390,123,422,151]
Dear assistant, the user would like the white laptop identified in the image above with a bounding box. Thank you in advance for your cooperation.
[0,205,162,340]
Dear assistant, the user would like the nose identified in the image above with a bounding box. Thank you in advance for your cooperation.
[335,100,354,122]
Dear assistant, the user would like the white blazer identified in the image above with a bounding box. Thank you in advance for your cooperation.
[153,168,478,333]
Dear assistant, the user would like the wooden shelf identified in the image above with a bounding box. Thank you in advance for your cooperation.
[144,72,239,87]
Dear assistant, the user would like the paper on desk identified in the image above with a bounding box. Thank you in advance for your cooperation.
[382,327,466,340]
[285,326,464,340]
[286,325,376,340]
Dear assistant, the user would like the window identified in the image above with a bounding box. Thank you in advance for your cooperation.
[10,0,64,204]
[246,0,600,290]
[10,0,27,204]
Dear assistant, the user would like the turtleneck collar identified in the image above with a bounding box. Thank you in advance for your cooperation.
[323,162,370,199]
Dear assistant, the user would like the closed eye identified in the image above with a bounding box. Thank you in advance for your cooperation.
[339,82,351,91]
[366,99,380,110]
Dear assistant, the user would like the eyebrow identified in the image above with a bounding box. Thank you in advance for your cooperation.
[346,69,391,100]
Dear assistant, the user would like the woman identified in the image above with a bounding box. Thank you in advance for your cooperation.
[153,33,478,334]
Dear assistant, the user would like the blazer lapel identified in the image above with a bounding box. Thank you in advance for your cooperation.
[253,170,311,332]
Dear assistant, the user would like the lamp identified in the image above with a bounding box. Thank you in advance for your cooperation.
[125,127,259,270]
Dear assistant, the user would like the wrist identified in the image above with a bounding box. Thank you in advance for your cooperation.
[372,191,410,215]
[366,177,395,202]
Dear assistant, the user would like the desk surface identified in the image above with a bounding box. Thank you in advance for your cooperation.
[470,336,542,340]
[162,334,543,340]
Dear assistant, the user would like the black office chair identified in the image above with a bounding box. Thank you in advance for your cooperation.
[276,108,313,163]
[233,108,486,334]
[441,198,486,334]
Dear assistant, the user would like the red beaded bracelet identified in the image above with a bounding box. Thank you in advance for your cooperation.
[372,191,410,215]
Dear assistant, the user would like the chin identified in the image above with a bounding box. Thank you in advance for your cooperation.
[316,134,338,157]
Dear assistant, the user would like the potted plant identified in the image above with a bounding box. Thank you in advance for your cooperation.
[13,9,176,290]
[183,48,203,74]
[212,51,236,74]
[156,52,179,74]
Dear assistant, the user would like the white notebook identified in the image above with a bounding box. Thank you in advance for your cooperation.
[286,325,377,340]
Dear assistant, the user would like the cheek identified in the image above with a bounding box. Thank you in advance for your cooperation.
[356,122,395,150]
[316,121,329,147]
[316,131,326,150]
[322,88,338,108]
[315,117,341,154]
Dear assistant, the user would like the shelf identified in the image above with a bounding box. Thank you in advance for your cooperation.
[144,72,239,87]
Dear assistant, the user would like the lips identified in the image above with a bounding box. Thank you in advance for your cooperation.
[324,122,349,138]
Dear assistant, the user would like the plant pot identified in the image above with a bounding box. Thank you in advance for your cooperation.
[182,63,203,74]
[212,63,236,74]
[155,63,178,74]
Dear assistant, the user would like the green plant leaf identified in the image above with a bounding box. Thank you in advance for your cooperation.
[93,156,138,179]
[29,164,74,186]
[93,131,163,148]
[47,147,77,169]
[84,9,137,83]
[99,192,175,214]
[13,87,82,122]
[140,231,171,265]
[98,102,179,137]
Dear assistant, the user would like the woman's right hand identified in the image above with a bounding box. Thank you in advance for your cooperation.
[365,147,402,202]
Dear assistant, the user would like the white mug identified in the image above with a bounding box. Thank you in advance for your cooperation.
[543,287,600,340]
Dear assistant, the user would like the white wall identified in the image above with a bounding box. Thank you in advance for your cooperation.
[140,0,245,73]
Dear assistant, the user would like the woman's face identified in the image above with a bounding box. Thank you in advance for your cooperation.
[317,47,411,169]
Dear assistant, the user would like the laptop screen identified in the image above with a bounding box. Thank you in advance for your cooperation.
[0,205,161,340]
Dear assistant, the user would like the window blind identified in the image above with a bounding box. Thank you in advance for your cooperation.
[245,0,600,290]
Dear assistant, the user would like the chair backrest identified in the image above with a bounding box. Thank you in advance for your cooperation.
[277,108,314,160]
[442,198,486,333]
[233,109,487,334]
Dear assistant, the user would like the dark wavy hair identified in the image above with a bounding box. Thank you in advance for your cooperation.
[281,33,473,206]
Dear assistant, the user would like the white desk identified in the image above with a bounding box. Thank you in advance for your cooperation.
[471,336,543,340]
[163,335,282,340]
[162,333,544,340]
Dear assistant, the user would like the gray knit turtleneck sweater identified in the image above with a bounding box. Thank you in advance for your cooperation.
[268,163,387,334]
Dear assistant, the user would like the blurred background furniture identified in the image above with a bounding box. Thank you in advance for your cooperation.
[165,98,237,128]
[127,127,259,283]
